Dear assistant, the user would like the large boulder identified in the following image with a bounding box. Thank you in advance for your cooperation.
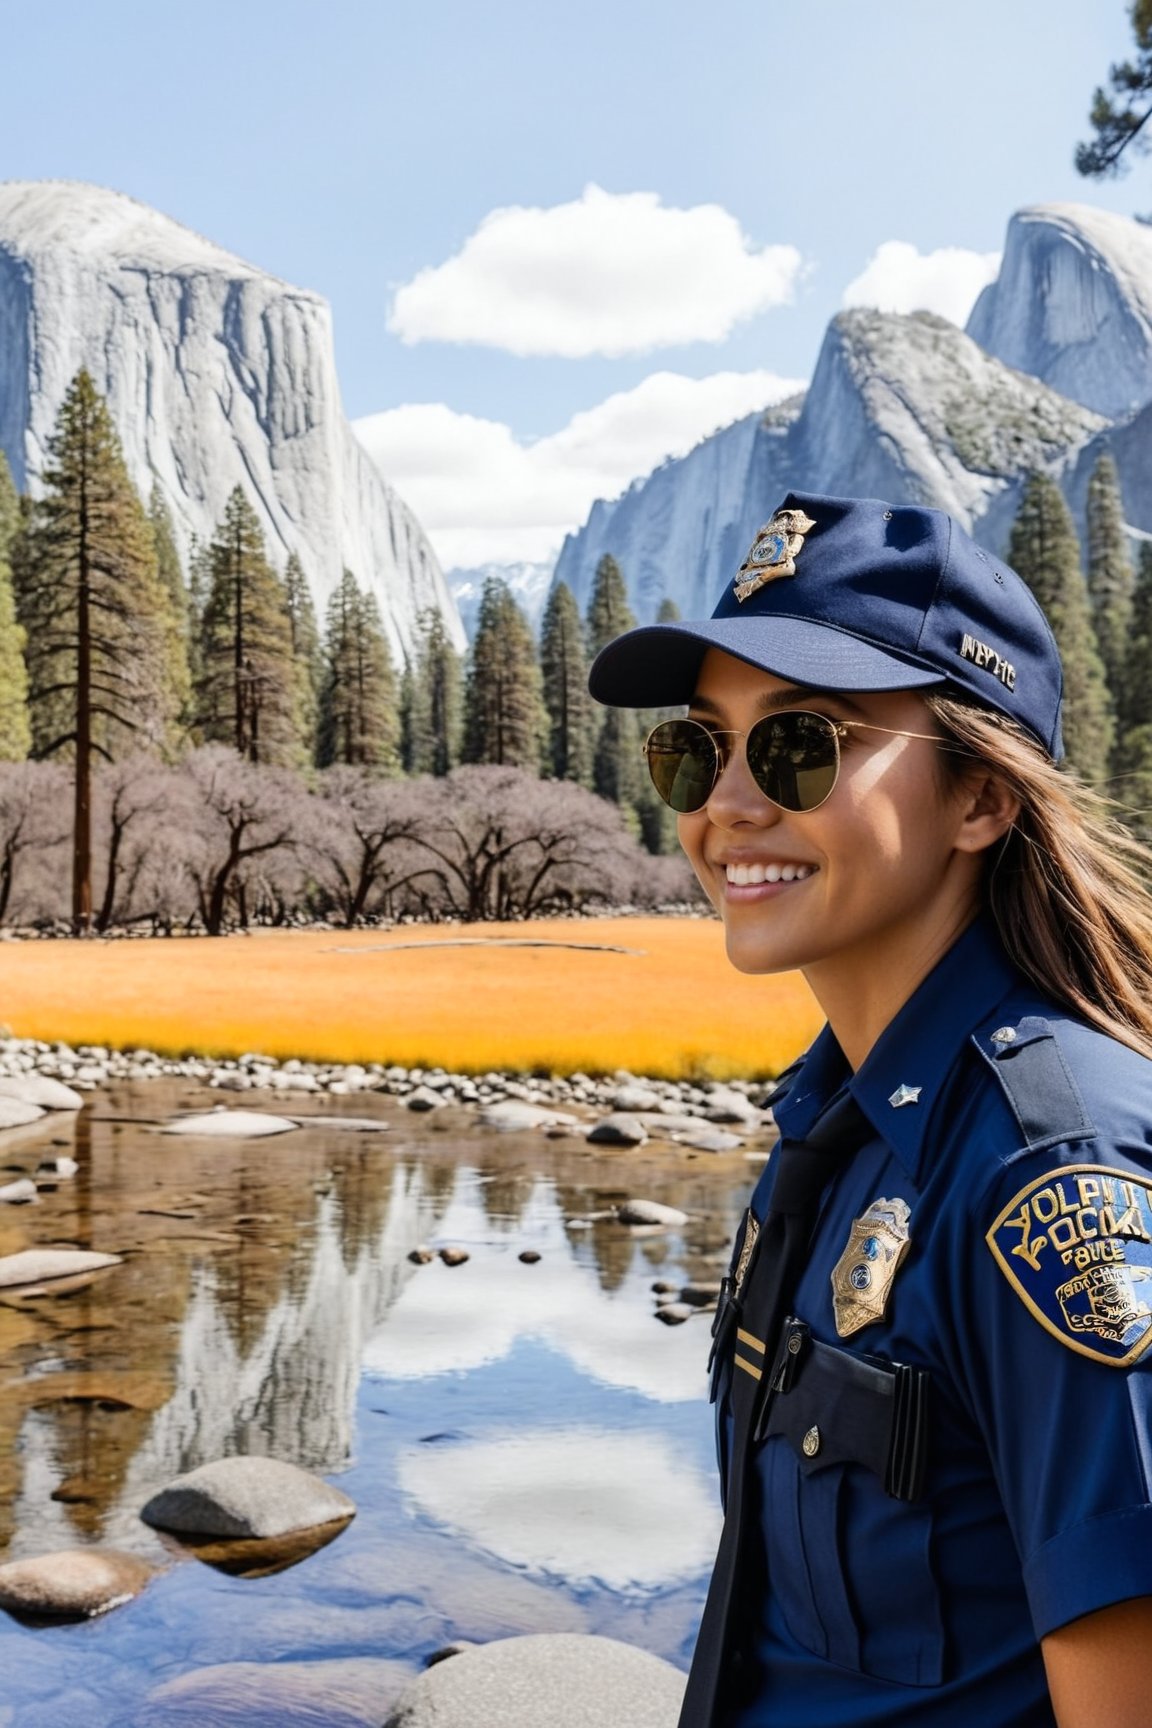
[383,1634,685,1728]
[140,1456,355,1541]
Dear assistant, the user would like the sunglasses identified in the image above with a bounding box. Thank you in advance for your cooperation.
[643,710,946,814]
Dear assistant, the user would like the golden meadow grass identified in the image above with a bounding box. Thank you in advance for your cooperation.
[0,918,822,1081]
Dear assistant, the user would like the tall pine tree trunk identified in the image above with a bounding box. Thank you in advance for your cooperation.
[73,458,93,933]
[233,537,246,757]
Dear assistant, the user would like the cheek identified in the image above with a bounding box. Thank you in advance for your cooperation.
[677,813,720,905]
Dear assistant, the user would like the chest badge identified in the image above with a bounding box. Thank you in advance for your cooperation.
[733,508,817,602]
[831,1196,912,1338]
[987,1164,1152,1366]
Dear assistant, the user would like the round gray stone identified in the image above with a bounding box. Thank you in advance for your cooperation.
[0,1178,37,1204]
[140,1456,356,1540]
[139,1658,411,1727]
[0,1548,153,1619]
[617,1199,688,1228]
[0,1097,45,1129]
[383,1633,685,1728]
[160,1110,299,1138]
[0,1075,83,1110]
[0,1248,121,1290]
[587,1113,648,1147]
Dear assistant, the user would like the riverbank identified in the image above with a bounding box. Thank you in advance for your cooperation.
[0,919,821,1081]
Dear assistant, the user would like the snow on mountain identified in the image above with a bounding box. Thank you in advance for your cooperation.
[967,204,1152,421]
[553,397,804,621]
[448,560,556,641]
[0,180,464,656]
[556,311,1103,619]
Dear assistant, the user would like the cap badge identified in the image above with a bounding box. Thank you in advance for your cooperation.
[831,1196,912,1338]
[733,509,817,602]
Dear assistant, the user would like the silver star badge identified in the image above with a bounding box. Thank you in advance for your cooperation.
[888,1084,922,1109]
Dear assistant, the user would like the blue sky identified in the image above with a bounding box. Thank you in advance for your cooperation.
[0,0,1143,565]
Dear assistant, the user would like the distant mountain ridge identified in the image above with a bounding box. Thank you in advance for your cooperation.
[555,203,1152,622]
[0,180,464,656]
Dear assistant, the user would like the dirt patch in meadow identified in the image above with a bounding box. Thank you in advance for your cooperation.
[0,919,820,1080]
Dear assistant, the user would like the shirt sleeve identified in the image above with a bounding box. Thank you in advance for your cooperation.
[944,1135,1152,1639]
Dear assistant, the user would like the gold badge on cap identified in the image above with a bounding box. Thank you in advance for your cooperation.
[733,508,817,602]
[831,1196,912,1338]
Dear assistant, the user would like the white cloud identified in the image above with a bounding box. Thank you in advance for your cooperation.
[842,240,1001,328]
[355,368,805,568]
[387,184,804,358]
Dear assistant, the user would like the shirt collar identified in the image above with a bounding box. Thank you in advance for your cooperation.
[772,914,1024,1182]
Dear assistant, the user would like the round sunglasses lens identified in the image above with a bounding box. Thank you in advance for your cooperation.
[645,720,718,812]
[747,712,839,811]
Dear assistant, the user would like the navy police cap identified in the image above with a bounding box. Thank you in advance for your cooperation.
[587,491,1065,760]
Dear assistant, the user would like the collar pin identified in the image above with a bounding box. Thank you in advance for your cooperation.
[888,1084,922,1109]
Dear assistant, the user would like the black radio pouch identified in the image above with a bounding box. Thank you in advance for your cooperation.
[755,1317,929,1502]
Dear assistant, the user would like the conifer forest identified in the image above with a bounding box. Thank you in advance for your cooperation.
[0,372,693,934]
[2,371,1148,938]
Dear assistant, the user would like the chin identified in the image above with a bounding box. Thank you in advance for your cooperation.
[722,929,802,976]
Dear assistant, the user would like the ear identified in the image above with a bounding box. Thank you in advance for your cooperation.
[952,769,1020,856]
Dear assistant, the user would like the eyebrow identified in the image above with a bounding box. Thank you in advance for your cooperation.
[687,684,871,720]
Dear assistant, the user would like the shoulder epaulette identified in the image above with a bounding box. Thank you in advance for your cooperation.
[974,1015,1096,1152]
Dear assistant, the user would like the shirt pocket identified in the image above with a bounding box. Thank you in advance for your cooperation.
[758,1334,944,1687]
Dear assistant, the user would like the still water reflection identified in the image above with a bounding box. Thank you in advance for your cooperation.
[0,1084,757,1726]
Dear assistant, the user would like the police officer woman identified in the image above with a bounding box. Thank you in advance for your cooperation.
[589,493,1152,1728]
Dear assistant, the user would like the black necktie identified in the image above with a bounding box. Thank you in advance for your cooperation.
[678,1087,869,1728]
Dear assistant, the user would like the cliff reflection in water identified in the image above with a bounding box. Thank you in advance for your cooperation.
[0,1084,745,1567]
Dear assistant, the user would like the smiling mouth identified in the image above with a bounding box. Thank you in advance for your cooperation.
[724,862,816,886]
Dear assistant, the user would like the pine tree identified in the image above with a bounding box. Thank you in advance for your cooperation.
[147,485,193,746]
[656,596,681,624]
[0,450,18,560]
[585,554,643,807]
[398,654,416,773]
[462,576,546,769]
[14,371,171,927]
[318,569,399,770]
[409,608,462,777]
[1123,544,1152,732]
[1085,453,1135,734]
[196,487,303,767]
[1008,473,1114,782]
[186,533,211,697]
[585,553,636,657]
[1076,0,1152,178]
[539,580,594,783]
[284,551,323,759]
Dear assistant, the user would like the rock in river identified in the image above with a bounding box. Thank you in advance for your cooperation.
[0,1248,121,1290]
[160,1110,299,1138]
[587,1113,649,1147]
[140,1456,356,1541]
[383,1633,685,1728]
[139,1657,412,1727]
[0,1548,154,1619]
[0,1178,37,1204]
[617,1199,688,1228]
[0,1075,83,1111]
[0,1097,45,1129]
[480,1100,578,1132]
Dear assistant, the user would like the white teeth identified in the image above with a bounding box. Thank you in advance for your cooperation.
[725,861,817,884]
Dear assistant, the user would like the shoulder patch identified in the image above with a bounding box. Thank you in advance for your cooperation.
[986,1164,1152,1366]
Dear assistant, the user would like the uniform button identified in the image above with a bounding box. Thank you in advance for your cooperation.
[802,1425,821,1457]
[991,1026,1017,1045]
[787,1332,803,1356]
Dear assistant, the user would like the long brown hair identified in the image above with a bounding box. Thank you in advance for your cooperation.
[924,691,1152,1060]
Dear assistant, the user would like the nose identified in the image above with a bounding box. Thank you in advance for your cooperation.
[705,735,783,830]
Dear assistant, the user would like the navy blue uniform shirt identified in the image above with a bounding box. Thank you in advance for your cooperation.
[719,916,1152,1727]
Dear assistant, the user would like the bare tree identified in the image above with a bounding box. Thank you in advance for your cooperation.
[0,762,70,925]
[179,746,303,935]
[307,767,425,926]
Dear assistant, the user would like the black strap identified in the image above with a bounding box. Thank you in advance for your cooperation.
[678,1088,869,1728]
